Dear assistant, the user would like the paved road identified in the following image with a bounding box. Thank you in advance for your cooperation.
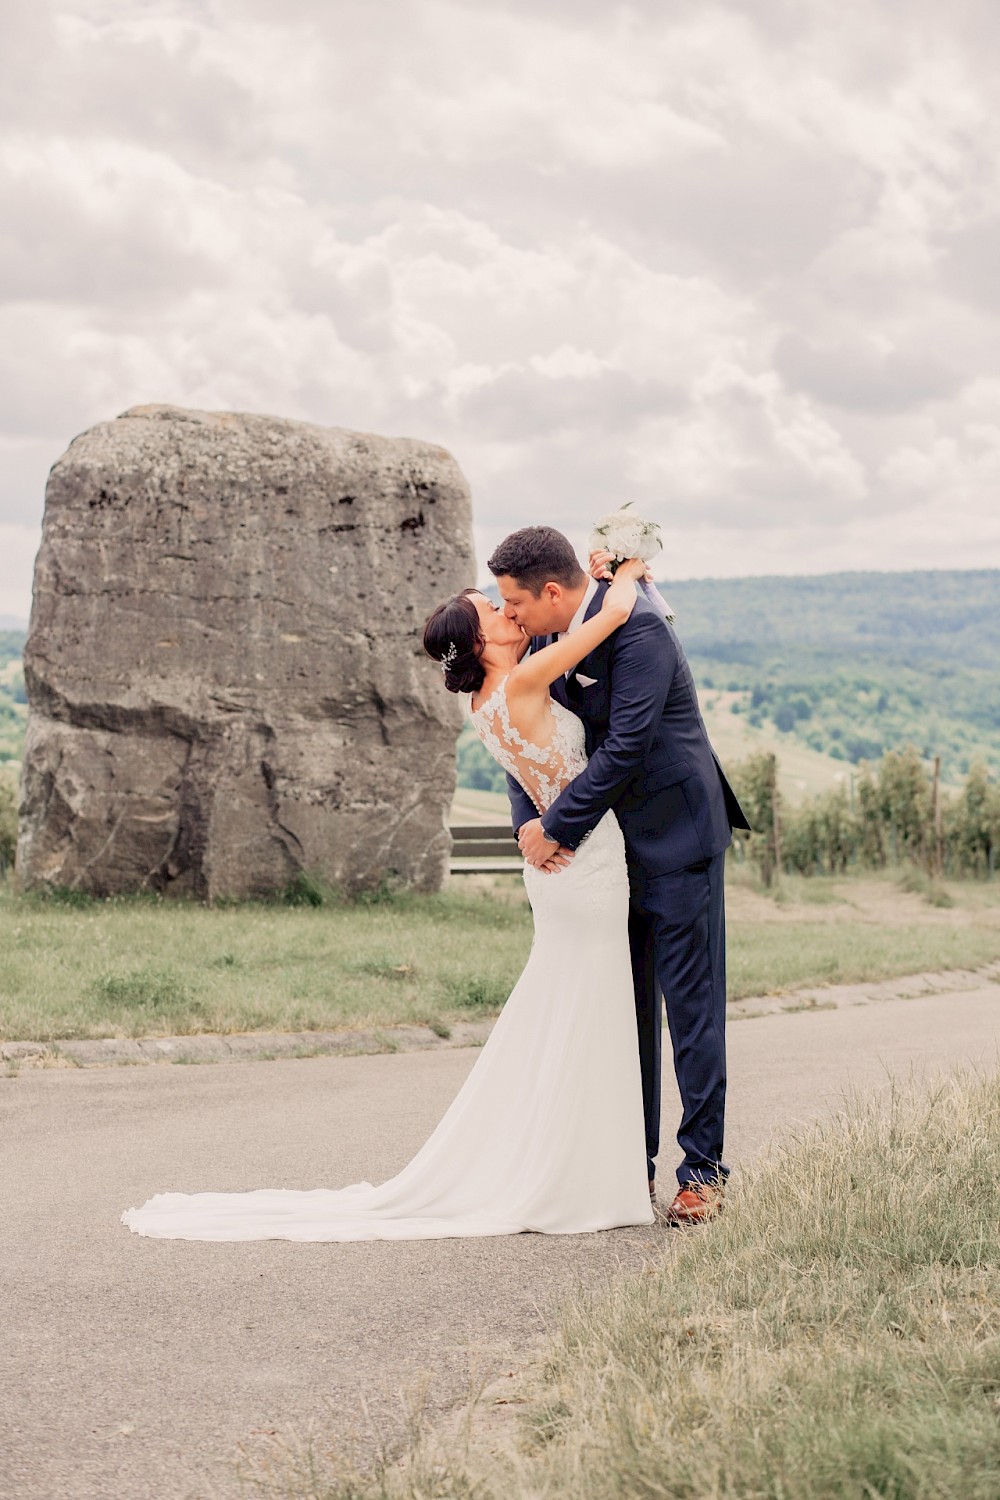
[2,986,998,1500]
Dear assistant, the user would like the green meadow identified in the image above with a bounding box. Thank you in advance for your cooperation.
[2,868,999,1044]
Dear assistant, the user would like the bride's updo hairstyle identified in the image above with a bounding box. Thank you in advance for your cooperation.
[423,588,487,695]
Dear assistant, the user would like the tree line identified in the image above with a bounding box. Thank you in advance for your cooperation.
[0,778,16,875]
[4,746,997,889]
[731,747,999,886]
[667,569,1000,779]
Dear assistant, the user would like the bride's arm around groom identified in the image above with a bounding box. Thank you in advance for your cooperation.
[513,572,747,874]
[535,595,679,857]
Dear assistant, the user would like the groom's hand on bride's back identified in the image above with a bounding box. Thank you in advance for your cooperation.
[537,847,575,873]
[517,818,575,872]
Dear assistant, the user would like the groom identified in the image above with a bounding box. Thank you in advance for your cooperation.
[488,526,750,1223]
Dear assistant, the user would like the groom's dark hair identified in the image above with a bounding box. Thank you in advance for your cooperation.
[487,527,585,597]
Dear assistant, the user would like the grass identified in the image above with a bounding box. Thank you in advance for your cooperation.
[897,865,956,908]
[1,870,999,1043]
[0,880,533,1042]
[249,1068,1000,1499]
[727,919,1000,997]
[724,865,1000,996]
[512,1069,1000,1500]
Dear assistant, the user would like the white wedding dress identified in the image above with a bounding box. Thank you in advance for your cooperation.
[121,679,652,1241]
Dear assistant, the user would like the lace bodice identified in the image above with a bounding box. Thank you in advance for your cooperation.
[469,676,588,814]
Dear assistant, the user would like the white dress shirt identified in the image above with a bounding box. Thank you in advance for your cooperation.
[558,576,599,674]
[539,575,600,842]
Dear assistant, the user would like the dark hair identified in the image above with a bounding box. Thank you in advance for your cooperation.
[422,588,486,695]
[487,526,585,597]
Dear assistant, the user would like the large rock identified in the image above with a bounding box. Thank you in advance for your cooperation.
[17,405,474,899]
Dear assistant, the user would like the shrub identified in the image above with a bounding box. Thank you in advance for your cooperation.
[0,777,17,875]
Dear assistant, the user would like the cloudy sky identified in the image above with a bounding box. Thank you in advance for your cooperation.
[2,0,999,622]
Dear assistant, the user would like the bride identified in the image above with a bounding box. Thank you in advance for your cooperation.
[121,557,653,1241]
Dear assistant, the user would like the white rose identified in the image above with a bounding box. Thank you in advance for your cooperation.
[636,527,663,562]
[603,520,643,558]
[589,504,662,564]
[589,506,631,552]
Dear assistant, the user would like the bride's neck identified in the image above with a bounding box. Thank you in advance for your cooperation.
[479,642,520,681]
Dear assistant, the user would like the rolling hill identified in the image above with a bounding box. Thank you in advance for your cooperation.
[0,631,26,773]
[663,569,999,780]
[460,568,1000,800]
[3,570,998,803]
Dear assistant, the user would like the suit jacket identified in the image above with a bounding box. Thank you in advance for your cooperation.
[506,583,751,878]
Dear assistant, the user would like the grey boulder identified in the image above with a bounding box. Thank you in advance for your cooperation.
[17,404,475,899]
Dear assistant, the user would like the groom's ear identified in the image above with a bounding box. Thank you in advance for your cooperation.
[536,582,559,619]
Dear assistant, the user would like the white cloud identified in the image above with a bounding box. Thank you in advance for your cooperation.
[0,0,998,620]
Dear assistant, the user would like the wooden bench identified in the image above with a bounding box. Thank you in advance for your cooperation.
[449,823,522,874]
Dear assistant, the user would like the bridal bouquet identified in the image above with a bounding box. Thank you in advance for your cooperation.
[588,501,662,569]
[588,502,673,621]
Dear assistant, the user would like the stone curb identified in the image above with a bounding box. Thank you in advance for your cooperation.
[3,963,999,1071]
[727,959,1000,1021]
[0,1020,496,1070]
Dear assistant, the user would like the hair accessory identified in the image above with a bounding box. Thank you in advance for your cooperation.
[440,642,459,673]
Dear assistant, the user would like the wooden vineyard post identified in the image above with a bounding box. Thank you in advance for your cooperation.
[931,754,944,878]
[771,753,783,883]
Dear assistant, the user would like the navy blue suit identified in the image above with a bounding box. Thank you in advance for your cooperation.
[506,584,750,1186]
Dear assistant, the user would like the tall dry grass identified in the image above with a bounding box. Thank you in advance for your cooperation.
[247,1068,1000,1499]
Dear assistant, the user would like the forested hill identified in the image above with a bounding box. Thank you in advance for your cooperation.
[4,570,1000,781]
[657,569,999,777]
[660,570,999,669]
[0,629,27,768]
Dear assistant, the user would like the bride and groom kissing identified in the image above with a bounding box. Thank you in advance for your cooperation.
[122,524,749,1242]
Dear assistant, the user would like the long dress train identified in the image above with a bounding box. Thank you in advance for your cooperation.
[121,680,652,1240]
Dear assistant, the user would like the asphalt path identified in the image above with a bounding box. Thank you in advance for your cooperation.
[2,986,998,1500]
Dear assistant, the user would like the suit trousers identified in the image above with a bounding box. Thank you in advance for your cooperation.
[627,849,729,1188]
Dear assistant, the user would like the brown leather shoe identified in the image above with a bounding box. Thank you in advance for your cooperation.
[665,1183,724,1225]
[649,1178,656,1205]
